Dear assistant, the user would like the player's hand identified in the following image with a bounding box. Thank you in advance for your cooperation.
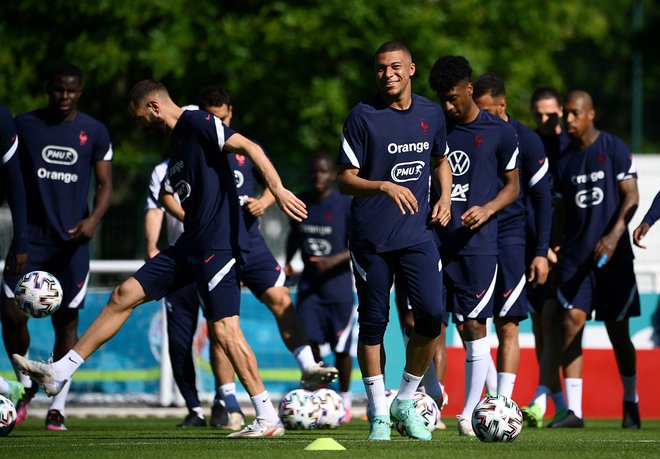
[283,264,296,277]
[461,205,493,230]
[3,251,27,276]
[633,222,650,249]
[528,256,549,287]
[273,187,307,222]
[547,247,558,265]
[430,199,451,227]
[68,217,97,241]
[245,197,266,218]
[309,255,341,273]
[594,233,619,268]
[380,182,418,215]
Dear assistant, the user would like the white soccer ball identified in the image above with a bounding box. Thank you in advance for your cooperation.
[0,395,17,437]
[471,394,523,442]
[314,388,346,428]
[394,391,440,436]
[278,389,321,430]
[14,271,63,318]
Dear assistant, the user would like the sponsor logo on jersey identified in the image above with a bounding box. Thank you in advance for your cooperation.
[451,183,469,201]
[37,168,79,183]
[447,150,470,176]
[238,194,250,206]
[387,141,430,154]
[303,238,332,256]
[175,180,191,202]
[571,170,604,185]
[170,160,184,176]
[300,224,333,236]
[234,170,244,188]
[391,161,424,183]
[575,187,604,208]
[42,145,78,165]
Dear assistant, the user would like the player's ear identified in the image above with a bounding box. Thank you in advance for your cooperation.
[146,100,160,115]
[409,62,416,77]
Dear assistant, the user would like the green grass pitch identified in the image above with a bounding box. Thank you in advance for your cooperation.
[2,417,659,458]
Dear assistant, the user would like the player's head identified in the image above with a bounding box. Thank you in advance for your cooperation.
[374,41,415,105]
[128,79,172,134]
[564,90,595,140]
[46,62,83,119]
[198,85,233,127]
[309,151,336,195]
[429,55,474,122]
[473,72,507,120]
[531,86,563,136]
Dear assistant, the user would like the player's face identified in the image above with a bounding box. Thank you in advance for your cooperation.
[564,97,594,139]
[310,157,335,194]
[129,100,168,135]
[532,97,563,136]
[47,75,82,118]
[474,92,506,120]
[206,103,233,127]
[436,80,473,122]
[375,50,415,102]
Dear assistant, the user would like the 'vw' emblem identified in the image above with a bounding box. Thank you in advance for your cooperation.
[448,150,470,176]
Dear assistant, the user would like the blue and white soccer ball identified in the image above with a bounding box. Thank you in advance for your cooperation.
[471,395,523,442]
[394,391,440,436]
[314,388,346,428]
[0,395,17,437]
[278,389,322,430]
[14,271,63,318]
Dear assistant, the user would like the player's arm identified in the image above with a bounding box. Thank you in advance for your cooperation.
[527,158,552,286]
[224,133,306,222]
[633,190,660,249]
[310,249,351,273]
[144,208,164,260]
[68,160,113,241]
[462,168,519,230]
[594,178,639,265]
[429,155,452,227]
[159,187,185,222]
[337,165,418,215]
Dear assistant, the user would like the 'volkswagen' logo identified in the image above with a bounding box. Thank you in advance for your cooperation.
[448,150,470,176]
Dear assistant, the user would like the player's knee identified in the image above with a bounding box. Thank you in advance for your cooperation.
[412,309,444,338]
[264,287,292,316]
[358,321,387,345]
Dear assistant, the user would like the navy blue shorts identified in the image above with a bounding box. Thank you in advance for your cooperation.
[394,274,450,331]
[2,239,89,309]
[557,253,640,322]
[134,247,241,321]
[443,254,497,322]
[494,243,528,320]
[351,240,444,344]
[240,237,286,299]
[296,272,356,353]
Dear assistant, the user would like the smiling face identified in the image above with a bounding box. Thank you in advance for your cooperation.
[375,50,415,106]
[47,74,82,120]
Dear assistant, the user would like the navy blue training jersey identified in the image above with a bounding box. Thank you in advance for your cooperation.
[503,117,552,257]
[537,129,571,193]
[14,109,113,242]
[555,131,637,264]
[228,151,264,239]
[437,109,519,256]
[164,110,248,256]
[642,191,660,227]
[338,93,448,253]
[0,104,27,252]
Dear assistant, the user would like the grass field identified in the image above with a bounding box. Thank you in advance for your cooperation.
[2,417,659,458]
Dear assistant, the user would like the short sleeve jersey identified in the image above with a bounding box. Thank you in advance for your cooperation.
[338,93,448,253]
[227,151,264,239]
[145,159,184,246]
[164,110,248,255]
[538,129,571,193]
[1,104,27,252]
[555,131,637,264]
[437,109,519,256]
[15,109,113,242]
[642,190,660,227]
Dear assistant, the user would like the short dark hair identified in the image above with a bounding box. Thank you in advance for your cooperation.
[197,86,232,111]
[531,86,562,108]
[129,80,168,105]
[310,151,335,170]
[428,56,472,94]
[48,62,83,86]
[473,72,506,99]
[374,41,412,61]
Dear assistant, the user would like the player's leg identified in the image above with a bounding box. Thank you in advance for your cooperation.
[605,319,640,428]
[209,337,246,430]
[494,318,520,398]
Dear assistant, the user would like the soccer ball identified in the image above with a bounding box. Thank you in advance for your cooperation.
[394,391,440,436]
[471,395,523,442]
[14,271,63,318]
[0,395,17,437]
[278,389,321,430]
[315,388,346,428]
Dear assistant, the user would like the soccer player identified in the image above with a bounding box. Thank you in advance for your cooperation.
[337,41,452,441]
[633,190,660,248]
[284,151,355,420]
[158,88,337,429]
[551,90,641,429]
[13,80,307,438]
[428,56,519,436]
[472,72,552,400]
[1,64,113,430]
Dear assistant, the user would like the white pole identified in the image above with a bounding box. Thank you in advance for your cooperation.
[159,299,174,407]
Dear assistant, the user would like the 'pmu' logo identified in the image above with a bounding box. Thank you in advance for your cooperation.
[448,150,470,176]
[42,146,78,165]
[575,187,604,208]
[391,161,424,183]
[304,238,332,256]
[175,180,191,202]
[234,170,244,189]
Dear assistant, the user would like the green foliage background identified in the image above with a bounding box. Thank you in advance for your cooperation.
[1,0,658,258]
